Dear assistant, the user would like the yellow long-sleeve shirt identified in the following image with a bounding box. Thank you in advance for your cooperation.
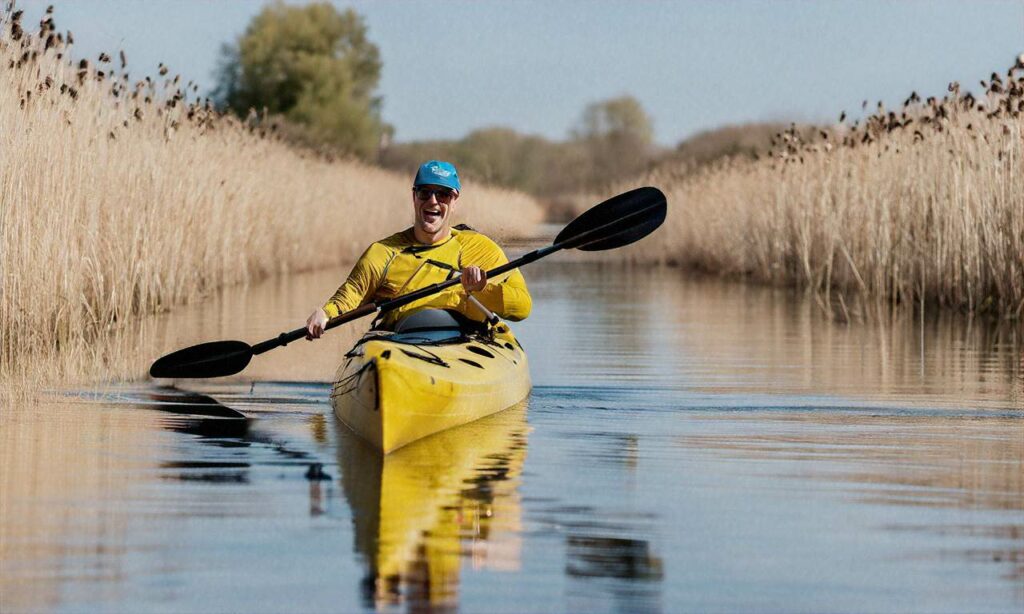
[322,226,531,329]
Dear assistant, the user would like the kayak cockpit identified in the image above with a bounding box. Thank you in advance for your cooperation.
[349,309,488,354]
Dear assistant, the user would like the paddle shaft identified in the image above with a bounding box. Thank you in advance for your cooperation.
[248,198,652,356]
[247,244,559,356]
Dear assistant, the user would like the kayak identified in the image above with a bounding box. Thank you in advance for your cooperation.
[330,310,531,453]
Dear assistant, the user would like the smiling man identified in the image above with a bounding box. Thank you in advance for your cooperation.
[305,160,532,338]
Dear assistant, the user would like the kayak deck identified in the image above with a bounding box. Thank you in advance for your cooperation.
[331,321,530,454]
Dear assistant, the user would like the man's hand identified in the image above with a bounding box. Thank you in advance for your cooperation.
[460,266,487,292]
[305,308,329,340]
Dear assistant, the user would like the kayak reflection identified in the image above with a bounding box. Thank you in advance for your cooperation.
[336,401,530,610]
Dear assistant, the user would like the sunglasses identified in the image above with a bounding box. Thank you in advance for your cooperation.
[413,187,456,204]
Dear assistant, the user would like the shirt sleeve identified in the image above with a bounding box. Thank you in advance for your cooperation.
[322,244,389,318]
[457,234,532,321]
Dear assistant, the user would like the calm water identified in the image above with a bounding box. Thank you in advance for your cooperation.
[2,263,1022,613]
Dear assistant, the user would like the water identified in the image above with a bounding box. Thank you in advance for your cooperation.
[2,263,1022,613]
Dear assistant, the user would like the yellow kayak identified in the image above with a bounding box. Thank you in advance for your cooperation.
[330,310,531,453]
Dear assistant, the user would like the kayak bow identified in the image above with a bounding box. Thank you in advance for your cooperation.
[331,317,530,453]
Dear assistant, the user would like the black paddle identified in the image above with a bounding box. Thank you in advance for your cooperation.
[150,186,667,379]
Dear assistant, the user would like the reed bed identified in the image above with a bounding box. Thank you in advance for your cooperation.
[0,7,542,388]
[629,57,1024,321]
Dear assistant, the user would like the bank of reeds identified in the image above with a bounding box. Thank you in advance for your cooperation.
[630,57,1024,321]
[0,8,542,387]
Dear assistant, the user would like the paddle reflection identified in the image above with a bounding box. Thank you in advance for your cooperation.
[566,535,664,581]
[336,402,529,610]
[140,387,330,486]
[141,388,249,419]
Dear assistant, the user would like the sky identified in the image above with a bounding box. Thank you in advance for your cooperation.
[17,1,1024,146]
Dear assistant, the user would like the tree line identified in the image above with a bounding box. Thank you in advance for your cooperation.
[215,2,775,208]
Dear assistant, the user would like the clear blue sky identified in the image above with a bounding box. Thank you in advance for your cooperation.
[20,1,1024,146]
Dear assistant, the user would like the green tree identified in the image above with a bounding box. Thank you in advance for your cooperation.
[574,95,654,144]
[571,95,655,186]
[214,1,386,159]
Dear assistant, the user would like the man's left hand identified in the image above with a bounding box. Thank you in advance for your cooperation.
[460,266,487,292]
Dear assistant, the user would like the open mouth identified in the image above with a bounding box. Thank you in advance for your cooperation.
[422,208,442,224]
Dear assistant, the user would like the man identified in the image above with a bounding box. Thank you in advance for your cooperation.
[305,160,531,339]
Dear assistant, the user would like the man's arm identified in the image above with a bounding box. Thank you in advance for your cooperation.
[306,244,388,339]
[322,244,389,318]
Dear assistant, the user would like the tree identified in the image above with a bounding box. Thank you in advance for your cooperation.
[571,95,655,187]
[574,95,654,145]
[214,2,386,159]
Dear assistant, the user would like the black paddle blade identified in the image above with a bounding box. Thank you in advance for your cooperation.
[149,341,253,379]
[555,186,667,251]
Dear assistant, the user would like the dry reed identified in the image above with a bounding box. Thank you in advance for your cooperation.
[629,57,1024,321]
[0,7,542,390]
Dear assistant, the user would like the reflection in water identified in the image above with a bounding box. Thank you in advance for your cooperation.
[142,388,248,419]
[0,384,325,612]
[2,264,1022,612]
[677,410,1024,586]
[337,403,529,610]
[566,535,663,580]
[678,413,1024,511]
[523,263,1024,408]
[565,431,641,470]
[144,389,336,486]
[0,396,168,612]
[143,388,254,484]
[565,536,664,614]
[53,267,374,385]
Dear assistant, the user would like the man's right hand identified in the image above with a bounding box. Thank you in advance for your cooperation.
[305,308,329,340]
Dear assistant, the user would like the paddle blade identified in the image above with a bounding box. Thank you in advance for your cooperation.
[555,186,667,251]
[149,341,253,379]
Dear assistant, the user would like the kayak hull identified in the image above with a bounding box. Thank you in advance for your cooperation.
[331,322,530,454]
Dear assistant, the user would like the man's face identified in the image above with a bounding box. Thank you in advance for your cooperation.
[412,184,458,239]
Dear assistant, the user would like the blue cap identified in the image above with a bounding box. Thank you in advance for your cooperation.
[413,160,461,192]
